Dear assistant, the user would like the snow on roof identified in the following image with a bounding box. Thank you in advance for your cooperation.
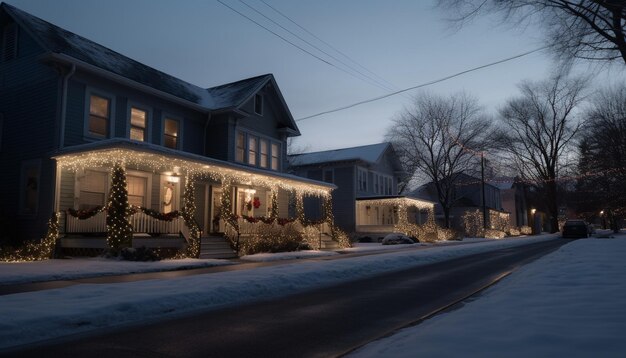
[289,143,391,166]
[2,4,275,112]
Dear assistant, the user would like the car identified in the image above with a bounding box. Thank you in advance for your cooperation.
[562,220,589,238]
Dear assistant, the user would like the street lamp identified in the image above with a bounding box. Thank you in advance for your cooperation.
[600,210,606,230]
[530,208,536,235]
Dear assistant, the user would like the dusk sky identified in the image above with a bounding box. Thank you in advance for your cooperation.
[7,0,626,152]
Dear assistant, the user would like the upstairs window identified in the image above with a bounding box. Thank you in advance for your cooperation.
[260,139,268,168]
[1,23,17,62]
[357,167,368,192]
[271,143,279,171]
[236,132,245,162]
[248,135,258,165]
[88,94,110,137]
[163,118,179,149]
[130,107,147,141]
[254,94,263,115]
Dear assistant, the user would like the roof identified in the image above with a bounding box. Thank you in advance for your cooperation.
[289,143,393,167]
[1,3,292,117]
[52,138,335,192]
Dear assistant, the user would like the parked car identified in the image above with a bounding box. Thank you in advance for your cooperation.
[562,220,589,238]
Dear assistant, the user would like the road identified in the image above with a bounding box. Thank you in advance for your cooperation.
[4,238,570,358]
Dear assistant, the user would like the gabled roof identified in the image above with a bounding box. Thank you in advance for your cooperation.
[1,2,299,132]
[289,143,396,167]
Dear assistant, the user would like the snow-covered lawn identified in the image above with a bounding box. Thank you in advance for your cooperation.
[0,257,232,285]
[240,250,339,262]
[351,234,626,358]
[0,234,557,350]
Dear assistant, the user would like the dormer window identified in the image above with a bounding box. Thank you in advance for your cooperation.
[254,94,263,115]
[1,23,17,62]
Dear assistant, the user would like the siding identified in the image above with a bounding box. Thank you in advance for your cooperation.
[331,166,355,232]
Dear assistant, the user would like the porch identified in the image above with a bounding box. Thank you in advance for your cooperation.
[355,196,435,234]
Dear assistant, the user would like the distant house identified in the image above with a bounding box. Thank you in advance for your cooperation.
[0,3,334,254]
[289,143,434,235]
[410,173,509,231]
[492,177,528,228]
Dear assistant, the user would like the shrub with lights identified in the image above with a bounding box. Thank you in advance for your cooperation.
[0,212,60,262]
[181,176,201,257]
[462,210,485,238]
[106,163,133,252]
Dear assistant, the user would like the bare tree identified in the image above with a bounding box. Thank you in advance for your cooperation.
[438,0,626,65]
[575,84,626,231]
[386,92,492,228]
[498,73,588,232]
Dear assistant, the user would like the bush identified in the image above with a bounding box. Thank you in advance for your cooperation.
[508,228,521,236]
[520,226,532,235]
[484,229,506,239]
[438,228,461,241]
[239,222,304,255]
[382,233,415,245]
[119,247,160,261]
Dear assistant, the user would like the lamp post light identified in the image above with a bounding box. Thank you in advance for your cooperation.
[530,208,537,235]
[600,210,606,230]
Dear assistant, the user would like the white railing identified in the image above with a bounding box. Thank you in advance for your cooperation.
[66,211,183,234]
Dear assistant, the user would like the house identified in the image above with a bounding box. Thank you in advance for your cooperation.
[492,177,528,228]
[410,173,509,232]
[0,3,336,255]
[289,143,434,235]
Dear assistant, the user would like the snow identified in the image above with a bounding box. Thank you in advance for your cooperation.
[350,233,626,358]
[0,234,557,349]
[0,257,231,285]
[289,143,389,166]
[240,250,338,262]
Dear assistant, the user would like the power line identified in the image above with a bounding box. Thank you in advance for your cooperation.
[259,0,399,91]
[239,0,396,92]
[217,0,392,92]
[296,46,548,122]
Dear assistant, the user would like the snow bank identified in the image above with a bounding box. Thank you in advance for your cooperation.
[0,257,232,285]
[0,234,557,349]
[351,235,626,358]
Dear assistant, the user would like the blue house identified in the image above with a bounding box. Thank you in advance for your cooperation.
[289,143,434,235]
[0,3,334,254]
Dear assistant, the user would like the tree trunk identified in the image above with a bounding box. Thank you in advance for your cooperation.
[443,206,451,229]
[546,181,559,233]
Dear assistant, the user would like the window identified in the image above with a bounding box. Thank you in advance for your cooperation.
[88,94,110,137]
[323,169,334,184]
[1,23,17,62]
[248,135,258,165]
[254,94,263,115]
[271,143,279,170]
[163,118,179,149]
[357,167,368,192]
[260,139,268,168]
[236,132,245,162]
[78,170,107,211]
[19,160,40,214]
[127,175,147,207]
[130,107,147,141]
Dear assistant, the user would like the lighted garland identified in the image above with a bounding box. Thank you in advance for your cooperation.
[269,189,279,220]
[106,163,133,252]
[322,195,351,248]
[0,212,60,262]
[131,206,181,221]
[181,176,201,258]
[67,206,105,219]
[294,191,305,223]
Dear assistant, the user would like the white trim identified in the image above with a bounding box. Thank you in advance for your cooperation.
[84,87,116,140]
[126,101,152,143]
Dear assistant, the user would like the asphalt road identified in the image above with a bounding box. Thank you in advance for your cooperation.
[5,238,570,358]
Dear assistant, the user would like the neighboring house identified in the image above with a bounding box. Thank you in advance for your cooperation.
[0,3,333,249]
[492,177,528,228]
[289,143,434,234]
[410,173,508,231]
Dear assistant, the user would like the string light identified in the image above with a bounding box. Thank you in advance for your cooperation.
[181,175,201,258]
[0,212,60,262]
[105,163,133,252]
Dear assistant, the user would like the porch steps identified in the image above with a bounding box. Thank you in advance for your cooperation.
[199,236,238,259]
[319,234,340,251]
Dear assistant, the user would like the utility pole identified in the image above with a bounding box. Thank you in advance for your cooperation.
[481,152,487,229]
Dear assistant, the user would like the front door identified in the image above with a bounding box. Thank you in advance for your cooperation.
[210,187,224,233]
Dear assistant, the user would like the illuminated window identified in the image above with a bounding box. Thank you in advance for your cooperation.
[248,135,258,165]
[130,107,147,141]
[271,143,279,170]
[254,94,263,115]
[260,139,268,168]
[127,175,147,207]
[88,95,110,137]
[1,23,17,62]
[163,118,179,149]
[236,132,245,162]
[78,170,107,211]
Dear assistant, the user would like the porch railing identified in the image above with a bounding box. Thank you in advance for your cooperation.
[66,211,183,234]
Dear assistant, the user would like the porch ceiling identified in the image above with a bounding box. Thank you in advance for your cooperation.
[53,139,334,196]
